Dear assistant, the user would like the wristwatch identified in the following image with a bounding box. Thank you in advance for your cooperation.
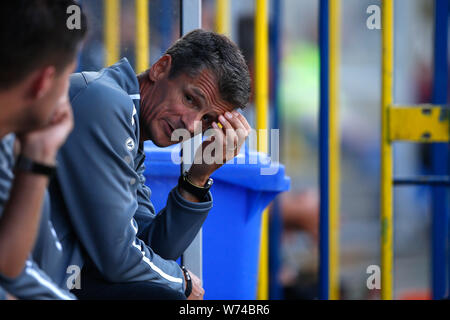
[178,171,213,201]
[15,154,56,177]
[180,265,192,297]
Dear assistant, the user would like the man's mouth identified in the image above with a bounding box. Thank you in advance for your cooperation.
[163,120,174,138]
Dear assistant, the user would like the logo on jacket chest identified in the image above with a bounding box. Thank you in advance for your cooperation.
[125,137,135,151]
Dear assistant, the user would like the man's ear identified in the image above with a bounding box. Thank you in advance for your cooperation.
[29,66,56,100]
[149,54,172,82]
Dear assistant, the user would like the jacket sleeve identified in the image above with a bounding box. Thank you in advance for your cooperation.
[0,135,75,300]
[0,134,15,211]
[134,156,212,260]
[55,83,185,293]
[0,258,76,300]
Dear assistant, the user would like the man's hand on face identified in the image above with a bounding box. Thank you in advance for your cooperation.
[188,110,251,187]
[184,269,205,300]
[18,97,74,166]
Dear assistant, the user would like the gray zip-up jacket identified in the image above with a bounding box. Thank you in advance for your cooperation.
[50,58,212,295]
[0,134,76,300]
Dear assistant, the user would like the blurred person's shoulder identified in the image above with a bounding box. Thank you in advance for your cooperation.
[0,134,16,211]
[0,134,15,168]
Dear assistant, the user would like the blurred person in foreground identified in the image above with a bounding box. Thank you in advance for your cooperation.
[0,0,87,299]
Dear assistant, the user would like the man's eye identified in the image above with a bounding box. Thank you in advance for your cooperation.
[202,114,210,122]
[185,94,193,104]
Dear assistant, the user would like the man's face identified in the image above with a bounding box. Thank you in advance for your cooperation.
[141,60,235,147]
[25,60,76,131]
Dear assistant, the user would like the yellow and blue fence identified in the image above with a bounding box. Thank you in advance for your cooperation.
[319,0,449,300]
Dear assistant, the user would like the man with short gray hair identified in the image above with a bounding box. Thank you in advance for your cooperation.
[50,29,252,300]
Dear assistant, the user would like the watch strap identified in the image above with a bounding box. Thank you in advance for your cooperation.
[181,265,192,297]
[15,154,56,177]
[178,172,212,201]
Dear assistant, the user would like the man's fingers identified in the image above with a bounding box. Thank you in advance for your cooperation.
[235,127,247,143]
[211,121,222,131]
[219,112,250,146]
[50,100,72,126]
[232,110,252,134]
[221,112,247,134]
[219,116,248,158]
[211,122,225,143]
[225,112,249,150]
[50,105,73,135]
[188,270,205,300]
[218,114,233,131]
[217,116,236,144]
[218,114,240,140]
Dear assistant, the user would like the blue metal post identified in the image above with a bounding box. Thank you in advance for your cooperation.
[270,0,281,131]
[319,0,330,300]
[269,199,283,299]
[431,0,449,300]
[159,0,173,54]
[76,0,83,72]
[268,0,283,300]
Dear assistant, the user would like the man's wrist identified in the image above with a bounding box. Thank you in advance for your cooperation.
[178,171,213,203]
[180,266,192,297]
[21,144,57,166]
[186,171,210,187]
[15,154,57,178]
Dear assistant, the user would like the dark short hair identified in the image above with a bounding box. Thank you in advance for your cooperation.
[0,0,87,89]
[165,29,251,109]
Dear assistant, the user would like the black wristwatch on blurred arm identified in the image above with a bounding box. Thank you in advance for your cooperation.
[178,172,213,201]
[15,154,56,178]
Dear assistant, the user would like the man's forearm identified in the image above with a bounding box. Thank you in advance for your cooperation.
[142,187,210,260]
[0,171,48,278]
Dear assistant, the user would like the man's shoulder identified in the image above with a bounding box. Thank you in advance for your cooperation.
[70,70,131,106]
[69,58,138,108]
[69,72,136,129]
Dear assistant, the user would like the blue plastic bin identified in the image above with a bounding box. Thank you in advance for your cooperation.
[143,142,290,299]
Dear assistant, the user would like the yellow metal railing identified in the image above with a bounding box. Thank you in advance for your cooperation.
[215,0,230,36]
[104,0,149,72]
[328,0,341,301]
[255,0,269,300]
[389,105,450,142]
[380,0,450,300]
[104,0,120,67]
[135,0,149,73]
[381,0,394,300]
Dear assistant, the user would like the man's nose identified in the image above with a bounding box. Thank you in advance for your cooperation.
[181,112,202,136]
